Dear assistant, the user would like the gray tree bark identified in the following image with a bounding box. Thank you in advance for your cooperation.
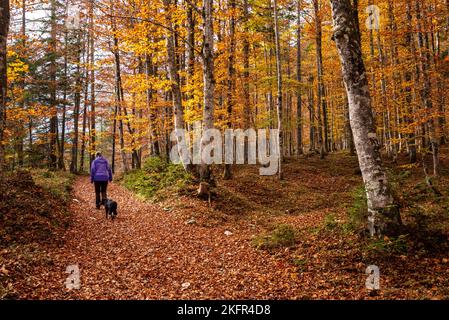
[273,0,283,180]
[164,0,191,172]
[330,0,402,237]
[199,0,215,184]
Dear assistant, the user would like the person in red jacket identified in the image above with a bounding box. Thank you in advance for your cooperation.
[90,152,113,209]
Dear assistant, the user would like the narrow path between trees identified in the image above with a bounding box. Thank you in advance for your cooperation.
[30,176,302,299]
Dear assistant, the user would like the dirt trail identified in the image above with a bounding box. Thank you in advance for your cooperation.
[26,177,302,299]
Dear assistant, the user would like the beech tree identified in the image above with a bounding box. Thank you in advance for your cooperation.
[199,0,215,187]
[329,0,402,236]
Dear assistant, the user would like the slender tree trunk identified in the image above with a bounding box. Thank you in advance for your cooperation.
[314,0,327,158]
[199,0,215,184]
[71,31,82,174]
[296,0,303,156]
[308,75,315,151]
[0,0,9,170]
[163,0,191,172]
[273,0,283,179]
[330,0,402,237]
[49,0,58,169]
[80,34,90,173]
[89,0,96,165]
[59,30,69,171]
[146,53,159,156]
[223,0,236,180]
[117,102,129,173]
[243,0,251,129]
[405,2,417,163]
[111,102,117,174]
[15,0,26,167]
[185,6,195,163]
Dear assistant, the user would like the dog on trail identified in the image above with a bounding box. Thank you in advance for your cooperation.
[103,199,118,220]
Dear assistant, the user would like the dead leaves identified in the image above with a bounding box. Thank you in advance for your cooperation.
[6,177,305,299]
[3,153,449,300]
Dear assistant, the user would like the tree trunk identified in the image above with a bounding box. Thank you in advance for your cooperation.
[243,0,251,129]
[273,0,283,179]
[308,75,315,151]
[80,35,90,173]
[89,0,96,165]
[164,0,190,171]
[117,103,129,173]
[111,102,117,174]
[16,0,26,167]
[223,0,236,180]
[70,31,82,174]
[49,0,58,169]
[296,0,303,156]
[59,29,69,171]
[314,0,327,158]
[199,0,215,184]
[0,0,10,170]
[146,53,159,156]
[404,2,417,163]
[330,0,402,237]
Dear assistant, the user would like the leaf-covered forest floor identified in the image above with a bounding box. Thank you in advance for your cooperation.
[1,151,449,299]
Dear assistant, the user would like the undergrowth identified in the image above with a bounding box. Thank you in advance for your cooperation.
[121,157,195,201]
[252,224,296,250]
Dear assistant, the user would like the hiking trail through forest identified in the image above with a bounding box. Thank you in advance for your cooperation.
[25,176,303,299]
[6,154,449,300]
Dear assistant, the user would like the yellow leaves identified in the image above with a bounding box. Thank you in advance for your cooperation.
[7,50,29,83]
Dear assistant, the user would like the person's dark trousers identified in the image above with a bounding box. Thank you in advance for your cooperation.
[94,181,108,208]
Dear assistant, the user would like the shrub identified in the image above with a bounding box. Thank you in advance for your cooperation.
[122,157,194,201]
[143,156,168,173]
[252,224,296,250]
[323,214,338,230]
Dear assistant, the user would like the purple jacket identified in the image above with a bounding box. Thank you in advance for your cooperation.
[90,156,113,183]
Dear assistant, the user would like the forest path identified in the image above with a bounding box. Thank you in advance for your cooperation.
[36,176,302,299]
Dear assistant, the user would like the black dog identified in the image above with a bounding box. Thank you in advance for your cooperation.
[103,199,118,220]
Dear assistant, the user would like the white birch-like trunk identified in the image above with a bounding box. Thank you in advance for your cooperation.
[330,0,402,237]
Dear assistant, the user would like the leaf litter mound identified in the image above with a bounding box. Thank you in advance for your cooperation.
[0,171,69,246]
